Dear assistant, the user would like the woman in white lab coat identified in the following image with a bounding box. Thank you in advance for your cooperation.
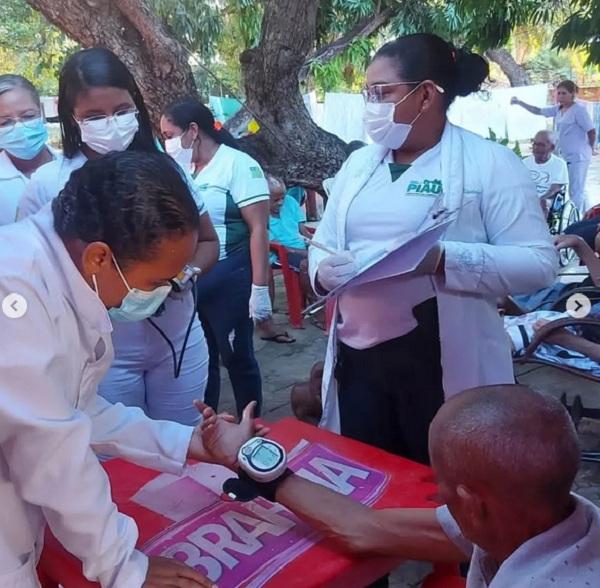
[512,80,597,213]
[0,75,55,225]
[0,150,259,587]
[310,33,557,466]
[18,48,218,426]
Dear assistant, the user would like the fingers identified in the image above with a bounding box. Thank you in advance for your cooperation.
[217,411,236,423]
[174,562,217,588]
[144,557,217,588]
[254,422,271,437]
[241,400,257,423]
[194,400,216,420]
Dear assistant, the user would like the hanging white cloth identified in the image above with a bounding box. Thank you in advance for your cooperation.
[448,84,549,142]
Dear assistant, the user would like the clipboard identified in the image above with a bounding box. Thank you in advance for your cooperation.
[304,199,467,316]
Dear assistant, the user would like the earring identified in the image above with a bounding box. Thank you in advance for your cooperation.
[92,274,99,295]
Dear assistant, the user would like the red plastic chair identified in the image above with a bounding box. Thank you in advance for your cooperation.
[583,203,600,220]
[270,241,306,328]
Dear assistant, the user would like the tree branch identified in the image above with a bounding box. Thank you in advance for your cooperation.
[485,47,531,87]
[299,6,395,81]
[24,0,197,126]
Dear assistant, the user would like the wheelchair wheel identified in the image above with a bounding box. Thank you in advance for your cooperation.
[558,200,581,267]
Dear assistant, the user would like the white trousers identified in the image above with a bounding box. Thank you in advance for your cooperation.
[99,295,209,426]
[567,159,591,213]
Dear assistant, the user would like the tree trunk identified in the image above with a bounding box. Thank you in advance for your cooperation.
[237,0,347,189]
[24,0,196,127]
[27,0,349,188]
[485,48,531,87]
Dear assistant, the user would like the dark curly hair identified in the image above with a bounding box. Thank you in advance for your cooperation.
[374,33,489,109]
[58,48,158,158]
[53,151,200,265]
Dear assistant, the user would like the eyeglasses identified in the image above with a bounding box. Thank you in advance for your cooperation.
[76,108,138,129]
[0,112,44,134]
[362,81,445,103]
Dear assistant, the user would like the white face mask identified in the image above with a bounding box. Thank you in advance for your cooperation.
[363,83,424,149]
[78,111,139,155]
[165,133,193,171]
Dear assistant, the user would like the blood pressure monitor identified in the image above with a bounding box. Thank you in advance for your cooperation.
[237,437,287,482]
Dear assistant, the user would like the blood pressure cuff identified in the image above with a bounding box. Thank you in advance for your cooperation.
[222,468,294,503]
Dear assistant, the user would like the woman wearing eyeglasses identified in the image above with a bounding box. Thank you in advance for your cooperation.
[0,75,55,225]
[18,48,219,427]
[310,34,557,468]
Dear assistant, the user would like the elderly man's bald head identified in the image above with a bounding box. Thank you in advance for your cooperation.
[430,385,580,506]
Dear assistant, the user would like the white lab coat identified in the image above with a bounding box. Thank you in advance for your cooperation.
[310,123,558,432]
[17,152,86,221]
[0,208,194,587]
[0,148,59,226]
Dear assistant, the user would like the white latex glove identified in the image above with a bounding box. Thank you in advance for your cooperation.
[249,284,272,321]
[317,251,358,292]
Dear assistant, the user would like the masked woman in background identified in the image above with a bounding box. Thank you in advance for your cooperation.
[18,48,219,426]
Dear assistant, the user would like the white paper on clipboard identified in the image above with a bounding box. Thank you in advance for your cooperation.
[304,202,464,315]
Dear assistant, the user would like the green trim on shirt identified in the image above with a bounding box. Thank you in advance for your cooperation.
[224,189,250,257]
[388,163,411,182]
[236,193,270,206]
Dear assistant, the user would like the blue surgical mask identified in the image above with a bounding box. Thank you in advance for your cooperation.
[0,118,48,160]
[104,256,172,322]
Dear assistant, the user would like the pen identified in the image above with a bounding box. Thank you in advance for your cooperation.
[304,237,338,256]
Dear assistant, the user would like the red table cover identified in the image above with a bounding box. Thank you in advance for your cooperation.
[39,418,439,588]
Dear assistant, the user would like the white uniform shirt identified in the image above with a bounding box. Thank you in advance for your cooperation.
[437,495,600,587]
[17,152,87,220]
[18,151,207,220]
[541,103,595,163]
[0,207,194,587]
[192,144,269,261]
[0,149,58,226]
[522,154,569,198]
[337,145,440,349]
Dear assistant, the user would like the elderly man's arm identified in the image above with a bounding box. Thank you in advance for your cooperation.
[541,183,566,201]
[274,474,467,562]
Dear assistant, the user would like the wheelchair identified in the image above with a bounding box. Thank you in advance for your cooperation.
[546,189,580,266]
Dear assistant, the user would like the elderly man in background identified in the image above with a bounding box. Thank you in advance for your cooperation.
[203,385,600,587]
[523,130,569,215]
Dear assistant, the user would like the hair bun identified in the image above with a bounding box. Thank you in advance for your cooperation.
[453,47,489,97]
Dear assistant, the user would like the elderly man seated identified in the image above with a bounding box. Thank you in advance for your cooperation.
[258,175,324,335]
[523,130,569,214]
[202,385,600,587]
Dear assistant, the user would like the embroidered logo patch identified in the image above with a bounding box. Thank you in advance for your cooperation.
[249,166,264,179]
[406,179,443,195]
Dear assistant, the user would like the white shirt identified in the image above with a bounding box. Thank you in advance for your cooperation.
[18,151,207,220]
[17,152,87,220]
[192,144,269,261]
[522,154,569,197]
[0,149,57,226]
[437,495,600,587]
[337,146,439,348]
[0,207,194,587]
[541,103,595,163]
